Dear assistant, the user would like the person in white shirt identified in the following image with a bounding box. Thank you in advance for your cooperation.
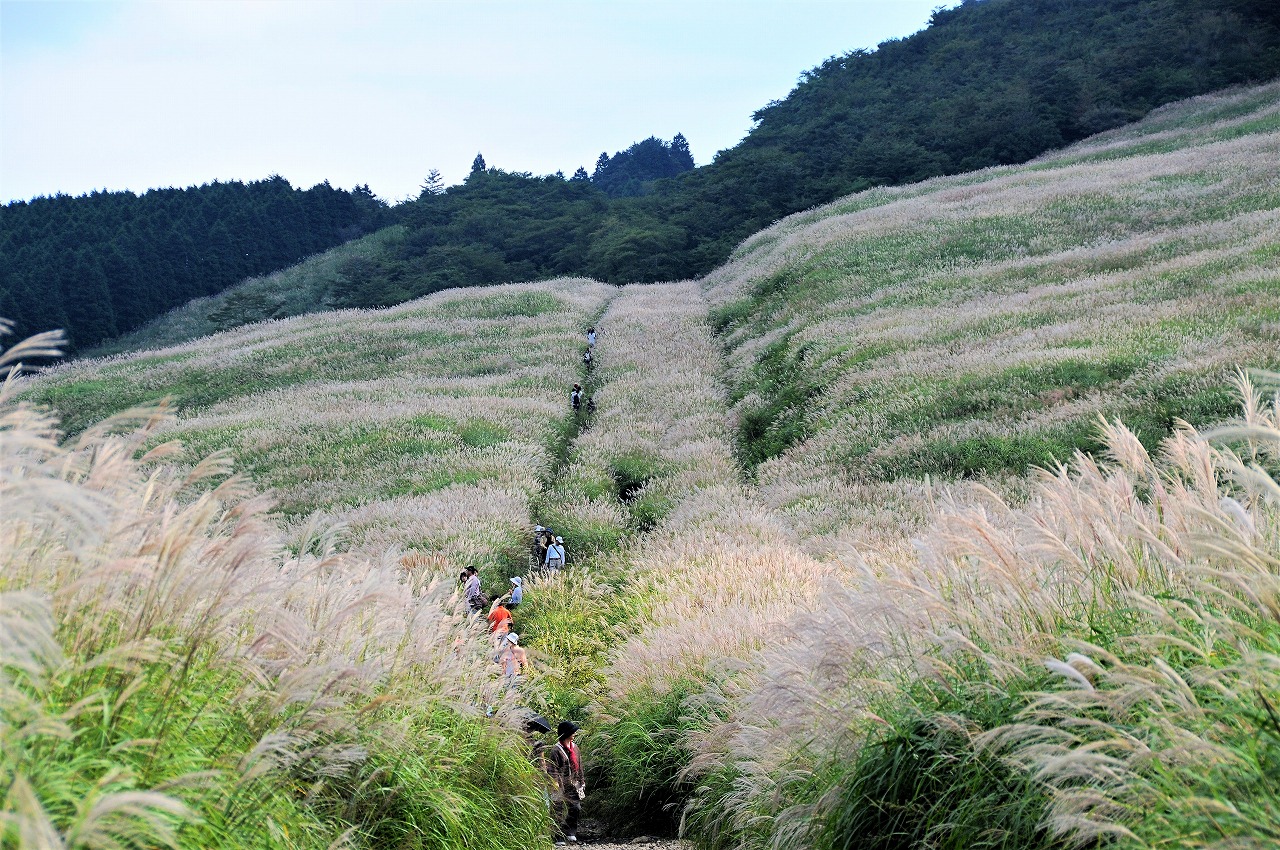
[544,536,566,570]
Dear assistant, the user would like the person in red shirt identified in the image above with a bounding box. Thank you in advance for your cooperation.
[487,599,513,646]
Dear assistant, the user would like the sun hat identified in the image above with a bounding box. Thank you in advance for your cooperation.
[511,576,522,586]
[555,536,564,544]
[535,525,544,532]
[507,633,519,645]
[557,720,580,739]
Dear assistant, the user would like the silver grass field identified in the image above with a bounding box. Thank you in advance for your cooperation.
[6,83,1280,848]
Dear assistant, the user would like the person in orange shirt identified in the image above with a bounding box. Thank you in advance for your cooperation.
[487,598,513,646]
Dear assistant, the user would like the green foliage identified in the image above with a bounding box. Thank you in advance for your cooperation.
[516,569,623,722]
[89,226,409,355]
[591,135,697,198]
[316,703,552,850]
[436,291,563,320]
[736,339,826,468]
[608,452,665,501]
[589,679,721,836]
[0,177,393,351]
[4,647,331,850]
[819,679,1061,850]
[627,490,674,533]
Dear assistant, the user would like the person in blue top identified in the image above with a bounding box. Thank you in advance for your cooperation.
[505,576,524,611]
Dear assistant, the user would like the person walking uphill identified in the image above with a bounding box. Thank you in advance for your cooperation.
[487,598,513,646]
[548,721,586,844]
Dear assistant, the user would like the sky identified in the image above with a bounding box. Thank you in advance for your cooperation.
[2,0,951,205]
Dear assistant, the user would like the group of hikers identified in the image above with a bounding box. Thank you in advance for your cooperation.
[574,327,598,414]
[459,520,570,664]
[458,529,586,841]
[460,565,530,680]
[453,324,599,843]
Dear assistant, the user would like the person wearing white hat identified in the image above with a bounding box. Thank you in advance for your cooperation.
[544,536,566,570]
[506,576,524,611]
[496,631,528,681]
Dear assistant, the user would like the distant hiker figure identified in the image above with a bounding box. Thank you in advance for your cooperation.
[496,632,528,682]
[571,384,582,412]
[463,566,486,612]
[582,349,593,367]
[549,721,586,844]
[505,576,524,611]
[487,598,513,646]
[586,397,596,415]
[545,536,566,570]
[533,525,549,561]
[586,327,596,348]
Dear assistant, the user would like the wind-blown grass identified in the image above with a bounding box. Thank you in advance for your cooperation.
[682,376,1280,850]
[705,82,1280,508]
[2,320,553,847]
[13,81,1280,850]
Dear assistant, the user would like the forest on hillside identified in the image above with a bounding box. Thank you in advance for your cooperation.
[268,0,1280,311]
[0,177,393,350]
[5,0,1280,349]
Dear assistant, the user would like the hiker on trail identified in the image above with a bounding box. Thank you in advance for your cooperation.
[549,721,586,844]
[533,525,549,561]
[487,598,513,646]
[544,536,566,570]
[582,349,593,367]
[464,566,486,613]
[586,397,596,415]
[496,632,528,682]
[504,576,524,611]
[525,714,552,767]
[571,384,582,412]
[586,327,597,348]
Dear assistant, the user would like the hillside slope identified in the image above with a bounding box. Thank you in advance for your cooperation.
[81,0,1280,355]
[9,82,1280,849]
[708,80,1280,491]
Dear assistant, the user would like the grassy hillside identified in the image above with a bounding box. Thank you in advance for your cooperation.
[708,81,1280,483]
[7,82,1280,849]
[87,0,1280,355]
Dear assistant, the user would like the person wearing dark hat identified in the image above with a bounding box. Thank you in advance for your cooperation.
[525,714,553,769]
[548,720,585,844]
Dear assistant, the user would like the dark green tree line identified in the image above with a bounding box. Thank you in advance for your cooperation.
[0,176,393,350]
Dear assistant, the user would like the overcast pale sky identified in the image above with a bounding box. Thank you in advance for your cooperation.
[2,0,950,204]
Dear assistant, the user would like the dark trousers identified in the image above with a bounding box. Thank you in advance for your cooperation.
[555,794,581,838]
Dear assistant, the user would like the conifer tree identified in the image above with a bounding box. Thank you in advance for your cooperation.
[471,153,487,174]
[670,133,695,171]
[571,166,590,181]
[420,169,446,197]
[593,152,611,181]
